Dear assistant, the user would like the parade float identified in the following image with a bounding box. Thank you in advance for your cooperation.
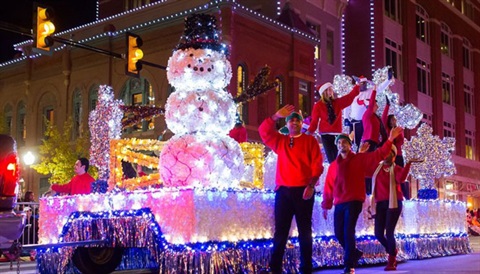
[35,14,470,274]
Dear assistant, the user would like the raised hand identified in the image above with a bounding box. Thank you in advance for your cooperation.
[274,104,296,119]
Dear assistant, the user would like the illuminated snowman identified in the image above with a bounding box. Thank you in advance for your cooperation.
[160,14,244,188]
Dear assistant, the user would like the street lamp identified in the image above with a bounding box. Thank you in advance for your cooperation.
[23,151,36,166]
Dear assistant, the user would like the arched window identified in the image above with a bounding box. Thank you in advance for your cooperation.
[120,77,154,132]
[3,104,13,135]
[72,89,82,139]
[237,64,248,124]
[38,92,57,140]
[415,5,429,44]
[440,23,452,57]
[89,85,99,113]
[16,101,26,146]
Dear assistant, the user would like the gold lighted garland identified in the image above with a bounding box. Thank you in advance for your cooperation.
[109,139,265,191]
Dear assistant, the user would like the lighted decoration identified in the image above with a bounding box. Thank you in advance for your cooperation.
[403,123,456,191]
[120,105,165,129]
[164,89,236,135]
[37,188,469,273]
[233,66,278,104]
[109,139,165,191]
[332,74,354,98]
[161,14,245,187]
[167,48,232,91]
[371,66,423,129]
[160,133,244,188]
[89,85,123,180]
[239,142,265,188]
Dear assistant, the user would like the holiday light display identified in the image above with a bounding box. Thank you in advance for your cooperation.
[88,85,123,180]
[403,123,456,191]
[36,11,468,274]
[160,14,245,187]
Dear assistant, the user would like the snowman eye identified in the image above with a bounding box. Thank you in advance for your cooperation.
[200,67,204,72]
[193,67,198,71]
[207,68,211,72]
[187,64,191,68]
[190,54,194,57]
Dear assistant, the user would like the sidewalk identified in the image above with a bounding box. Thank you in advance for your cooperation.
[314,236,480,273]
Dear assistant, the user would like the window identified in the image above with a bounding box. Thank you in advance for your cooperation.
[464,84,474,115]
[463,38,472,69]
[417,58,431,96]
[443,121,455,138]
[326,30,334,65]
[462,0,475,20]
[385,0,401,22]
[73,89,82,139]
[121,78,154,132]
[306,21,321,38]
[441,73,453,105]
[385,38,402,80]
[466,129,475,160]
[298,80,311,116]
[4,104,13,135]
[440,23,451,57]
[237,64,249,124]
[89,85,99,113]
[421,113,432,127]
[416,5,429,43]
[275,76,284,110]
[43,106,55,136]
[16,102,26,147]
[125,0,149,10]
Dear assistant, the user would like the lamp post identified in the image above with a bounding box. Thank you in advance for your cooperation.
[22,151,36,195]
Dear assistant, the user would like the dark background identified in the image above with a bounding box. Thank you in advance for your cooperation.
[0,0,97,63]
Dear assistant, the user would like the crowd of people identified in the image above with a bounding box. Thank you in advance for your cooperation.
[260,74,425,274]
[25,75,417,273]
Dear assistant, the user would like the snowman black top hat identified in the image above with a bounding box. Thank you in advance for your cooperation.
[176,13,228,54]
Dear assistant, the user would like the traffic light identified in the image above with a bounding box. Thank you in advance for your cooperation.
[126,32,144,77]
[33,4,55,53]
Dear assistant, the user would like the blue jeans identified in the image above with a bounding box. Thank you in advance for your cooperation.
[334,201,363,269]
[270,186,315,274]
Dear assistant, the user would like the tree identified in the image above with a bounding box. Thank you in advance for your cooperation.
[31,117,97,184]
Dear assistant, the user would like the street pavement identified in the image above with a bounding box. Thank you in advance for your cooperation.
[2,237,480,273]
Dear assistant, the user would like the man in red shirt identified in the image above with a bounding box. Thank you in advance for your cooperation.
[259,104,324,274]
[51,158,95,195]
[321,127,402,274]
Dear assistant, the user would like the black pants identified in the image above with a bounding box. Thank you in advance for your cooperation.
[351,120,363,151]
[334,201,363,269]
[320,134,338,163]
[364,140,379,195]
[374,200,403,256]
[270,186,314,274]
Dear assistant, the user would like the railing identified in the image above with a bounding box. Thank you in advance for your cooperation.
[14,202,40,246]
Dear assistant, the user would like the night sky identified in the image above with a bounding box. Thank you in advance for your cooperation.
[0,0,97,63]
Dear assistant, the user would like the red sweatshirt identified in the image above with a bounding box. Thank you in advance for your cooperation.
[381,104,404,156]
[373,162,411,202]
[259,117,324,189]
[361,89,383,143]
[308,85,360,134]
[52,173,95,195]
[321,139,393,209]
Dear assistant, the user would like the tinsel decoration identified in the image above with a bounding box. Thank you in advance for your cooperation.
[91,179,108,194]
[175,13,228,54]
[403,123,456,190]
[120,105,165,129]
[233,66,278,104]
[89,85,123,181]
[332,74,354,98]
